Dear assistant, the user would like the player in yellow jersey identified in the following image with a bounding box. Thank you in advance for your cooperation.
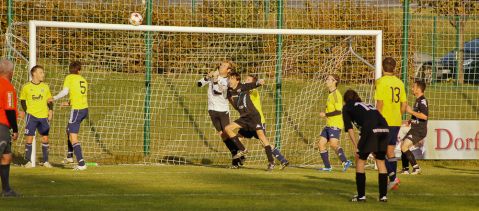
[19,65,53,168]
[317,74,352,172]
[49,61,88,170]
[374,57,407,190]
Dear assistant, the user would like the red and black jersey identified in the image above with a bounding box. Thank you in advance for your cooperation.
[0,77,17,128]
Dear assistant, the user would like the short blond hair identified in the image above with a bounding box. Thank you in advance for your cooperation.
[222,60,236,72]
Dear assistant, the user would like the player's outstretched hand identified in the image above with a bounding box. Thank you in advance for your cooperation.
[18,111,25,120]
[406,105,413,114]
[319,112,326,118]
[258,79,265,85]
[11,132,18,141]
[212,70,219,78]
[48,110,53,121]
[60,101,70,107]
[206,71,214,78]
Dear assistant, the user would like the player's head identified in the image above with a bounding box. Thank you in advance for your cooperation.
[69,61,82,74]
[0,59,14,81]
[246,74,257,83]
[326,74,340,89]
[343,89,362,103]
[228,72,241,88]
[218,60,236,76]
[382,57,396,73]
[30,65,45,82]
[412,80,426,95]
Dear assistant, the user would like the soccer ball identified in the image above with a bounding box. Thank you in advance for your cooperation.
[129,13,143,26]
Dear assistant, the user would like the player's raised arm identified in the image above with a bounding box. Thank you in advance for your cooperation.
[197,74,211,87]
[241,79,264,91]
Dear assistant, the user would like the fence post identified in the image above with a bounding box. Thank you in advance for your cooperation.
[7,0,14,60]
[455,15,461,86]
[431,16,437,84]
[274,0,284,149]
[191,0,196,16]
[401,0,410,91]
[143,0,153,155]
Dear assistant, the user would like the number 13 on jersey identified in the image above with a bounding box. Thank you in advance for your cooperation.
[390,86,400,103]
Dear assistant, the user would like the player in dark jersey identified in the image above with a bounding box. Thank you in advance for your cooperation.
[342,89,389,202]
[224,72,288,171]
[401,80,428,175]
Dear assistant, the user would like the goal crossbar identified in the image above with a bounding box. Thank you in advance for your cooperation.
[28,20,383,78]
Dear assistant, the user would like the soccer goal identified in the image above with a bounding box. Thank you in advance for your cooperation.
[15,20,382,166]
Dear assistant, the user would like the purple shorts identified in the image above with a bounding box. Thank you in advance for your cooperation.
[67,109,88,134]
[320,126,341,140]
[24,113,50,136]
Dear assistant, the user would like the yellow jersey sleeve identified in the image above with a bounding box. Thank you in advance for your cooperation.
[63,75,72,90]
[399,82,406,103]
[374,78,386,101]
[19,84,28,101]
[249,89,265,124]
[45,85,52,99]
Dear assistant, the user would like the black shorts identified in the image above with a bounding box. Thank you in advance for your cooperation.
[388,126,400,146]
[0,124,12,155]
[357,128,389,154]
[234,113,263,132]
[358,151,387,160]
[208,110,230,132]
[403,128,427,145]
[238,123,266,139]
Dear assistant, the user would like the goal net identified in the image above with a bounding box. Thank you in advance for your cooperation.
[8,21,381,167]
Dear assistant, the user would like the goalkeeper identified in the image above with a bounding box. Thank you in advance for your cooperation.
[197,61,245,167]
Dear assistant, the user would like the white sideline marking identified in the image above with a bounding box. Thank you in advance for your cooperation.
[16,192,479,199]
[19,171,309,176]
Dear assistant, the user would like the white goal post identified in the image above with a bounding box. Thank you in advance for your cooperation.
[26,20,383,167]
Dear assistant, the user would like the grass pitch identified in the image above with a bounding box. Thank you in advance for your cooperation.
[1,161,478,210]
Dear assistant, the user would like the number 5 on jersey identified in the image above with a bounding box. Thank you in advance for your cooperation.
[80,81,86,94]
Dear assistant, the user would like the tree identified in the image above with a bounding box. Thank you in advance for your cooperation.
[413,0,479,84]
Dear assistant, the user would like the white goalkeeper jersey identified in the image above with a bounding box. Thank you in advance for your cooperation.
[197,76,229,112]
